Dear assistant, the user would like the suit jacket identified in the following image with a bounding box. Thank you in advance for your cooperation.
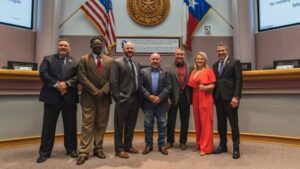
[139,66,171,109]
[39,54,79,105]
[212,57,243,101]
[165,63,193,106]
[78,54,112,106]
[109,56,140,103]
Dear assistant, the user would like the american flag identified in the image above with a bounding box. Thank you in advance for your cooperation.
[81,0,116,51]
[183,0,211,51]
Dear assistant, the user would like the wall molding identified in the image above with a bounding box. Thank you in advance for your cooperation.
[1,131,299,149]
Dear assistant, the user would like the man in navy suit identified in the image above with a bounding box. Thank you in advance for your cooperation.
[139,53,171,155]
[37,38,79,163]
[212,43,243,159]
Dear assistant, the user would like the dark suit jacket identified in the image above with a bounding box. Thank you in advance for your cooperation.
[139,66,171,109]
[39,54,79,105]
[78,54,112,106]
[165,63,193,106]
[213,57,243,101]
[110,57,140,103]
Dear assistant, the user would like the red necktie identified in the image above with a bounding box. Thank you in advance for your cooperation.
[97,56,103,75]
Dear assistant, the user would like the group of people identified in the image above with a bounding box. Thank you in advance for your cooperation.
[36,37,243,165]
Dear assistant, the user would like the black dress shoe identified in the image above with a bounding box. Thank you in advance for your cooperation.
[214,145,228,154]
[93,150,106,159]
[180,143,187,150]
[158,146,168,155]
[232,146,240,159]
[76,156,88,165]
[67,150,78,158]
[36,155,50,163]
[142,146,153,155]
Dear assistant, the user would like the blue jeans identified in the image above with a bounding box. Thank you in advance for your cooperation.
[143,102,168,147]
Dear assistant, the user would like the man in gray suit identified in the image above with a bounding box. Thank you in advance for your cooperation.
[77,37,112,165]
[110,42,140,158]
[139,53,171,155]
[165,48,193,150]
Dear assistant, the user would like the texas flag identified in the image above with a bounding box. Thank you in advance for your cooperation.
[184,0,211,51]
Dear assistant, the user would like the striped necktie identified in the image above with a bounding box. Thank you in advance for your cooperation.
[219,60,224,76]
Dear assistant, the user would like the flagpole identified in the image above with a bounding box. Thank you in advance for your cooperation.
[59,7,81,28]
[210,7,234,29]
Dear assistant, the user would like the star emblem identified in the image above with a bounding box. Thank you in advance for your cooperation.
[189,0,199,10]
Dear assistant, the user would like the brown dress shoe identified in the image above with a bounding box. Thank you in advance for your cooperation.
[180,143,187,150]
[116,152,129,159]
[93,150,106,159]
[158,146,168,155]
[76,156,88,165]
[125,147,139,154]
[142,146,153,155]
[165,143,173,149]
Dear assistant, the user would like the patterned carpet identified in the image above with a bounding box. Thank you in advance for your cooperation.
[0,135,300,169]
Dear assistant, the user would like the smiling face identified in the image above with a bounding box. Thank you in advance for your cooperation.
[195,54,206,69]
[57,40,70,57]
[174,48,185,65]
[123,42,135,58]
[216,44,228,61]
[150,53,161,69]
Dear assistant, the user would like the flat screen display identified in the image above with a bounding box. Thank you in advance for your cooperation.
[0,0,34,29]
[258,0,300,31]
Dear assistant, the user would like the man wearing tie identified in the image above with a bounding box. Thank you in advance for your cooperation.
[37,38,79,163]
[110,42,140,158]
[76,37,112,165]
[139,53,171,155]
[212,43,243,159]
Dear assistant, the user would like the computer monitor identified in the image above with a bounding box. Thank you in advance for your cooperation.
[273,59,300,69]
[7,61,38,71]
[241,62,252,71]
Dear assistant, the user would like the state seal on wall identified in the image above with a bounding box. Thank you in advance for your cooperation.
[127,0,170,26]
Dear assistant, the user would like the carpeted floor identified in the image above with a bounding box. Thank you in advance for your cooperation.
[0,135,300,169]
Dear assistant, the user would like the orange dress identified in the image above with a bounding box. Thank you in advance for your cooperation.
[188,68,216,153]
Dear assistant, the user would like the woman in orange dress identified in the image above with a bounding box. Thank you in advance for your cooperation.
[188,51,216,156]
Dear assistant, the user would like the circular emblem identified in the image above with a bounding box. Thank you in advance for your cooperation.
[127,0,170,26]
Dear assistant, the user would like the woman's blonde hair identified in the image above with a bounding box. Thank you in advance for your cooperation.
[193,51,208,70]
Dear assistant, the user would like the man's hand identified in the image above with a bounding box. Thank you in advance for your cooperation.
[95,90,104,97]
[56,81,68,95]
[230,97,239,108]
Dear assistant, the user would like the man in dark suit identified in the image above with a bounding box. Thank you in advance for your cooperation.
[139,53,171,155]
[212,43,243,159]
[165,48,192,150]
[37,38,79,163]
[109,41,140,158]
[76,37,112,165]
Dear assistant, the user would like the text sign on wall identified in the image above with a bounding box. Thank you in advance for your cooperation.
[116,37,180,54]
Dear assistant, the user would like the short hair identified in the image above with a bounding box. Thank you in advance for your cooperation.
[216,42,228,49]
[90,36,104,45]
[57,37,70,44]
[193,51,208,70]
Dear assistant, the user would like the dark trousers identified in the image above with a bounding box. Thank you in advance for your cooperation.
[114,94,139,153]
[167,93,190,144]
[39,101,77,157]
[215,99,240,146]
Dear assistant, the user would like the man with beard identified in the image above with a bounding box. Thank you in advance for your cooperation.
[139,53,171,155]
[165,48,193,150]
[37,38,79,163]
[110,42,141,158]
[76,37,112,165]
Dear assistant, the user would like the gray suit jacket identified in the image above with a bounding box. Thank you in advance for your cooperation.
[78,54,112,106]
[165,63,193,106]
[109,56,140,103]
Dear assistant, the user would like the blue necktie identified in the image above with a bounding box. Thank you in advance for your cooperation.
[219,60,224,76]
[60,58,65,77]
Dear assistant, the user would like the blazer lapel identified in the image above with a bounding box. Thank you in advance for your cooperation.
[171,64,179,83]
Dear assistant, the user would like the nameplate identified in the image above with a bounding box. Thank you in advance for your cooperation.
[116,37,180,54]
[276,65,294,69]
